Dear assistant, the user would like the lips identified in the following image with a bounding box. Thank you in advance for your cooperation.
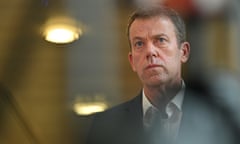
[145,64,162,69]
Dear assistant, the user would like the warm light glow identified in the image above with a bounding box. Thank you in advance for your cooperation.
[73,102,108,115]
[45,27,80,43]
[43,17,82,44]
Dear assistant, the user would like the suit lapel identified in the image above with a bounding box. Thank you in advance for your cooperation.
[122,93,147,144]
[125,93,143,129]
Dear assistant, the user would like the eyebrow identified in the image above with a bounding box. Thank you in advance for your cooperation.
[152,33,168,38]
[132,33,168,41]
[131,37,145,44]
[132,36,143,41]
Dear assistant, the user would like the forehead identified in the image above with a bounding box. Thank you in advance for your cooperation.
[129,16,176,38]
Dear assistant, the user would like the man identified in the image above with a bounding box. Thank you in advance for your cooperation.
[86,5,238,144]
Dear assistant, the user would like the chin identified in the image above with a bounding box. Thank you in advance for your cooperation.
[145,78,167,87]
[141,73,169,85]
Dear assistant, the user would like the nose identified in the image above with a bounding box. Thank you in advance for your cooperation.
[146,42,158,59]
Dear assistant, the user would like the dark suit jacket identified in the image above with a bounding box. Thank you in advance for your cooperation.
[86,88,239,144]
[87,92,145,144]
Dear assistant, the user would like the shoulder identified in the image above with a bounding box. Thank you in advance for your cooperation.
[92,95,142,121]
[86,95,143,144]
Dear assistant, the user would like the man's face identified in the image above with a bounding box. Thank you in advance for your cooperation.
[128,16,190,87]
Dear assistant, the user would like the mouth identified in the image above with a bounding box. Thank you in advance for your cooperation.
[145,64,163,70]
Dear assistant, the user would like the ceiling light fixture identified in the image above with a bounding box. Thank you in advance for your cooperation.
[73,102,108,115]
[72,94,108,116]
[43,17,82,44]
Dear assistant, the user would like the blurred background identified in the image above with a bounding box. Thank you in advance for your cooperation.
[0,0,239,144]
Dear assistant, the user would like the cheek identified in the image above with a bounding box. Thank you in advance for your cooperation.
[161,49,177,63]
[130,54,139,71]
[132,55,144,70]
[161,46,177,57]
[132,57,140,69]
[165,50,182,67]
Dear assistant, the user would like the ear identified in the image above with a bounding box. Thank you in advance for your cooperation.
[128,52,136,71]
[180,42,190,63]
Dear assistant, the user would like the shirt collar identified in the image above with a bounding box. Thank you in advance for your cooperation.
[142,80,185,117]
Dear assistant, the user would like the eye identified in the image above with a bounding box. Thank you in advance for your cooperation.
[153,35,169,48]
[158,37,166,43]
[134,41,144,48]
[155,36,168,47]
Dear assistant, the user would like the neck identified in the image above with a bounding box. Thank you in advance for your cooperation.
[144,79,182,111]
